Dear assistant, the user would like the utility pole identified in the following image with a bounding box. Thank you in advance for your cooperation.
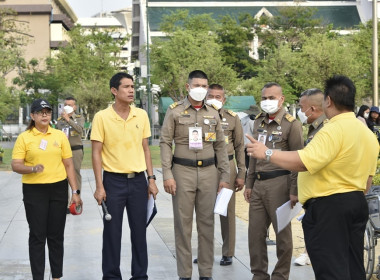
[146,0,153,144]
[373,0,378,106]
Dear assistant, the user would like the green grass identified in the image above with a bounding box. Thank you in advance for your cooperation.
[0,146,162,171]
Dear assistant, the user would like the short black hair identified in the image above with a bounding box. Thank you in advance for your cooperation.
[300,88,323,98]
[324,75,355,112]
[192,130,199,134]
[209,84,224,91]
[261,82,281,93]
[110,72,134,90]
[65,97,77,102]
[188,70,208,83]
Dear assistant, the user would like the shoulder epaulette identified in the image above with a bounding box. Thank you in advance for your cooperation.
[285,113,295,123]
[255,112,263,120]
[57,117,62,121]
[227,110,237,117]
[169,102,178,109]
[323,119,329,124]
[211,104,219,110]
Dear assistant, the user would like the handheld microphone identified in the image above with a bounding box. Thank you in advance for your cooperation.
[101,200,112,221]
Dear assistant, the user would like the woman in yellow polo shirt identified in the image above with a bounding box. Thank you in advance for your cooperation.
[11,99,82,280]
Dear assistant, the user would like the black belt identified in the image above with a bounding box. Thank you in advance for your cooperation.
[254,170,291,181]
[303,197,323,210]
[104,170,143,179]
[71,145,83,151]
[173,157,215,167]
[228,154,234,161]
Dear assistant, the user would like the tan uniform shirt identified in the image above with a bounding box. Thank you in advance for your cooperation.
[246,108,304,195]
[219,108,245,180]
[56,114,84,147]
[160,97,230,183]
[306,114,328,145]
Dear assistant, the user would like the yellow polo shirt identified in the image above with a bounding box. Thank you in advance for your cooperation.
[12,127,72,184]
[91,105,151,173]
[298,112,379,204]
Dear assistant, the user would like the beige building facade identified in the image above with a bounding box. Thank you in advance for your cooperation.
[0,0,77,85]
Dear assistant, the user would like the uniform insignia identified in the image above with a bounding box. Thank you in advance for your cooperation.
[285,113,295,123]
[227,110,236,117]
[211,104,219,110]
[323,119,329,124]
[57,117,62,121]
[169,102,178,109]
[76,114,81,117]
[255,113,263,119]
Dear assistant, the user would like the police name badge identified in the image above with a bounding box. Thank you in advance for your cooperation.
[189,127,203,150]
[62,127,70,138]
[39,139,48,150]
[258,133,267,144]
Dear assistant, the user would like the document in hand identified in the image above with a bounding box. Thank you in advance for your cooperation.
[146,194,157,227]
[276,200,303,233]
[214,188,234,217]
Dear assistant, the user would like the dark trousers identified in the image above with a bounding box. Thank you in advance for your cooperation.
[102,171,148,280]
[23,179,68,280]
[303,191,368,280]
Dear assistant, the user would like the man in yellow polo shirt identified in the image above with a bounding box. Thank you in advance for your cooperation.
[91,72,158,280]
[246,75,378,280]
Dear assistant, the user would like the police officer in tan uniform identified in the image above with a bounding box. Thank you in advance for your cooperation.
[293,88,327,266]
[160,71,230,280]
[56,97,84,206]
[205,84,245,266]
[244,82,303,280]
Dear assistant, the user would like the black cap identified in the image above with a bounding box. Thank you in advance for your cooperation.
[31,99,52,113]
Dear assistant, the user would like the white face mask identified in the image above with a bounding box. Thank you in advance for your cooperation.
[64,105,74,114]
[206,99,223,110]
[364,112,370,119]
[189,87,208,102]
[260,99,279,115]
[297,107,311,124]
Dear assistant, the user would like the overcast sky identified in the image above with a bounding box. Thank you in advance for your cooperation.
[66,0,132,18]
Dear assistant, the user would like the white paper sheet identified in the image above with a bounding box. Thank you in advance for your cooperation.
[147,194,155,224]
[276,200,303,233]
[214,188,234,217]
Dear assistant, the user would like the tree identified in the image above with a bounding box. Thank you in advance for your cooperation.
[15,26,128,120]
[0,78,19,122]
[0,8,31,77]
[150,12,239,101]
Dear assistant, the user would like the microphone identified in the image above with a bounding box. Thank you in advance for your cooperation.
[101,200,112,221]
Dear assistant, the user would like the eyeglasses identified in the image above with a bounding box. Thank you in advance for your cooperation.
[34,110,52,116]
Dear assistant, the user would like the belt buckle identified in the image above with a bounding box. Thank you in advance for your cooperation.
[127,172,136,179]
[257,173,261,180]
[197,160,203,167]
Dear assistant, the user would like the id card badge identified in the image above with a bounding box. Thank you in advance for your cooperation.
[39,139,48,150]
[62,127,69,138]
[258,133,267,144]
[189,127,203,150]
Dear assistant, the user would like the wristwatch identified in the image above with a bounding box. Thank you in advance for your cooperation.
[72,189,80,195]
[265,149,273,162]
[147,175,156,180]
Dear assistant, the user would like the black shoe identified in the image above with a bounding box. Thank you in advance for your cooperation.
[220,256,233,266]
[179,278,191,280]
[193,258,198,264]
[199,277,213,280]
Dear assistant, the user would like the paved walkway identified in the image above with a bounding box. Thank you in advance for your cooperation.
[0,169,315,279]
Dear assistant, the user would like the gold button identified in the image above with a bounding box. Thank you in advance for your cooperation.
[198,161,202,166]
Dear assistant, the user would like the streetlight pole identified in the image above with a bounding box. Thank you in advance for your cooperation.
[373,0,378,106]
[146,0,153,144]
